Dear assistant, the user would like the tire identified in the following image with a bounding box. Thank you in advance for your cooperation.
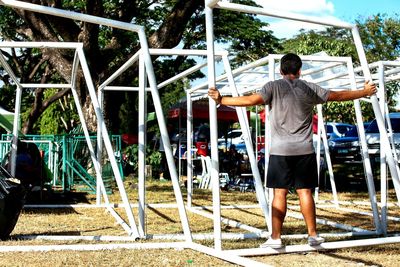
[0,167,26,240]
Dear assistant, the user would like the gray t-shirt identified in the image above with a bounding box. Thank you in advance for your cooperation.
[259,78,330,156]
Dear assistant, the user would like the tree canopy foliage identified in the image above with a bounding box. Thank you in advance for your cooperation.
[0,2,399,134]
[0,0,280,135]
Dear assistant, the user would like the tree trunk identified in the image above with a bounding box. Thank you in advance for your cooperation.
[9,0,203,134]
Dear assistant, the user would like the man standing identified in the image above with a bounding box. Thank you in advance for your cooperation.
[208,53,377,248]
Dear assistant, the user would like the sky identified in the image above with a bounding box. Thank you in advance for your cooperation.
[255,0,400,39]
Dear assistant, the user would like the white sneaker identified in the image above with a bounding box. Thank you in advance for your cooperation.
[308,235,324,246]
[259,238,283,249]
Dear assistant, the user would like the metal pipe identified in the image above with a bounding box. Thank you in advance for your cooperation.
[226,236,400,256]
[0,0,143,32]
[378,62,388,235]
[317,104,338,206]
[222,55,271,231]
[189,242,273,267]
[352,26,400,204]
[76,48,140,238]
[138,54,146,238]
[137,30,193,242]
[0,242,188,252]
[205,1,222,250]
[99,50,141,89]
[346,60,382,234]
[186,92,194,208]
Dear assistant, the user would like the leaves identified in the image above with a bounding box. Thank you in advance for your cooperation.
[0,0,280,135]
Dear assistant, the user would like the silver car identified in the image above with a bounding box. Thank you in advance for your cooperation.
[364,113,400,161]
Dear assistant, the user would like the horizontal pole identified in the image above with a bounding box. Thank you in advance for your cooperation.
[189,242,273,267]
[0,41,82,49]
[0,242,188,252]
[225,236,400,256]
[103,86,152,92]
[20,83,71,89]
[149,48,227,57]
[0,0,143,32]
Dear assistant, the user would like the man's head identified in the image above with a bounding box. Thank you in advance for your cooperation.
[280,53,302,77]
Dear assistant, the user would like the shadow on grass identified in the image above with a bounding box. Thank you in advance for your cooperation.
[323,250,383,267]
[25,191,91,205]
[21,208,81,215]
[320,162,393,193]
[147,206,177,223]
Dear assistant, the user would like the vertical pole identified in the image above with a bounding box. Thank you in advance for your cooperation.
[378,62,387,235]
[317,105,339,206]
[187,92,193,207]
[255,106,259,156]
[77,48,140,238]
[137,30,193,242]
[222,55,271,231]
[62,135,66,191]
[352,26,400,204]
[138,54,147,238]
[205,1,222,250]
[315,107,322,201]
[265,56,275,232]
[178,104,182,181]
[378,63,387,211]
[96,87,104,205]
[0,51,21,177]
[10,85,22,177]
[347,60,382,234]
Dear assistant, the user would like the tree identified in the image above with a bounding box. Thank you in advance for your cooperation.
[280,13,400,123]
[0,0,280,135]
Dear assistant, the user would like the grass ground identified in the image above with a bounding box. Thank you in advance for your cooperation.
[1,170,400,267]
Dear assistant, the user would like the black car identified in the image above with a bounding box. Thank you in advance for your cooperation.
[328,125,362,163]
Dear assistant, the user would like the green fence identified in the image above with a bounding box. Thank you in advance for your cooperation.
[0,133,124,194]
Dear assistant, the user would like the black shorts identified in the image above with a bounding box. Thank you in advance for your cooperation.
[266,153,318,189]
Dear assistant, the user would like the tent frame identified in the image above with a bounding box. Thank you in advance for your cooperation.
[203,0,400,262]
[0,0,399,265]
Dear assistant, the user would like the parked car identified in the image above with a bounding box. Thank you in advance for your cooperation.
[314,122,354,155]
[325,122,354,139]
[328,125,362,163]
[328,114,400,164]
[364,113,400,161]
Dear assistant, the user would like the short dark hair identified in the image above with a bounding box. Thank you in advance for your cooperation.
[280,53,302,75]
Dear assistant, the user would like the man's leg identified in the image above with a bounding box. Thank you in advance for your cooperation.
[296,188,317,236]
[271,188,288,239]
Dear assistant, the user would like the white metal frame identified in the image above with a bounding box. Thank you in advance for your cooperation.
[204,0,400,261]
[189,53,387,235]
[0,41,142,237]
[96,47,272,239]
[1,0,399,265]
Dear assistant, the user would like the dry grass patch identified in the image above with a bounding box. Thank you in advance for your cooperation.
[0,179,399,266]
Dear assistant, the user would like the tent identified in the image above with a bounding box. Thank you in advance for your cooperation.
[168,98,247,121]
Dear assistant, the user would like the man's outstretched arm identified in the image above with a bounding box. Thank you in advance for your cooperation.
[208,87,264,106]
[328,81,377,102]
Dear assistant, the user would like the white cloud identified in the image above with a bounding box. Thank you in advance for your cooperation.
[253,0,338,39]
[255,0,334,15]
[265,20,324,39]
